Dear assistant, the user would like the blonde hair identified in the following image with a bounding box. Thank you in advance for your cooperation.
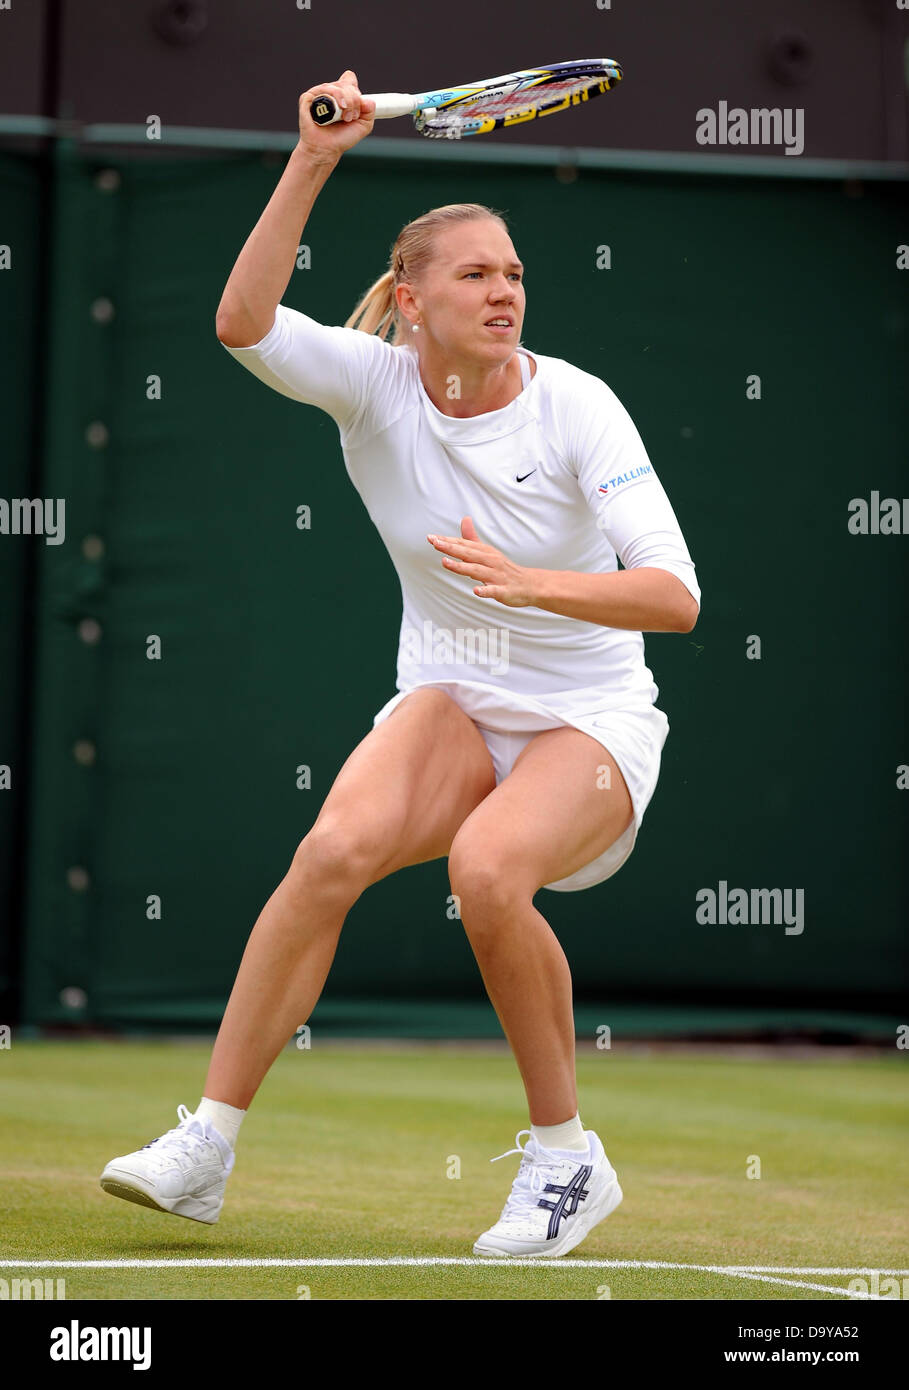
[345,203,509,345]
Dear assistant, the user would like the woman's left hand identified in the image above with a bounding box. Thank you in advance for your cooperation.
[427,516,537,608]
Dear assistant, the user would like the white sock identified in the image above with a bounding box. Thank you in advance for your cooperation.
[195,1097,245,1149]
[531,1113,588,1154]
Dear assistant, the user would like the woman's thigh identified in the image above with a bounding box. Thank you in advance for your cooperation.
[301,688,497,883]
[449,726,634,897]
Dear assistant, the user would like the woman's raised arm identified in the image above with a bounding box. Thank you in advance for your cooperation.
[215,71,375,348]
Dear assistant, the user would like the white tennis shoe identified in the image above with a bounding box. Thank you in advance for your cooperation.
[99,1104,234,1225]
[473,1128,623,1257]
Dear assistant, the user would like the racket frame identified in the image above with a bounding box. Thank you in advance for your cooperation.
[309,59,622,137]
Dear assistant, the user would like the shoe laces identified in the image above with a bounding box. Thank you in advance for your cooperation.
[140,1103,218,1163]
[489,1129,573,1221]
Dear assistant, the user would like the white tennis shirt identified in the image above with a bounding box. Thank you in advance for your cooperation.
[223,306,700,712]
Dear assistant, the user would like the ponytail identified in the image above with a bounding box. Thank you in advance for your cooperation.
[344,268,398,341]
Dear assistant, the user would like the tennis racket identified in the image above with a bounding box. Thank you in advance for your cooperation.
[309,59,623,140]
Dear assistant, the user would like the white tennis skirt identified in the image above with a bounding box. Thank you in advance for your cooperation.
[371,678,669,893]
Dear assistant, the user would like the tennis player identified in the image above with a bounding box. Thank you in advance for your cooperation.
[100,72,700,1258]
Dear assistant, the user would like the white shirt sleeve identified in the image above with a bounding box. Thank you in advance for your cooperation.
[219,302,391,440]
[563,372,701,610]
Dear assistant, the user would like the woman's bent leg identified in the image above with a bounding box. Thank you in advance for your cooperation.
[203,689,496,1109]
[448,727,634,1126]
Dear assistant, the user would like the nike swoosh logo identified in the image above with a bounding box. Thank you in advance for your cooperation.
[515,470,536,482]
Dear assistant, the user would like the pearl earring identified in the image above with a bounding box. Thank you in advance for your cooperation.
[412,321,421,333]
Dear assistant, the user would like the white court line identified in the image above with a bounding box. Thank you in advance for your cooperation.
[1,1258,901,1297]
[701,1271,875,1299]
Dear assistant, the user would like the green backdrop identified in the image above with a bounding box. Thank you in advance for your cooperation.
[0,151,43,1019]
[2,142,906,1034]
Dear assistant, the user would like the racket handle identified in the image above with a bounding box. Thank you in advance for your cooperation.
[309,91,416,125]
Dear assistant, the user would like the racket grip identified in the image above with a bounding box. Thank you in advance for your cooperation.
[309,92,417,125]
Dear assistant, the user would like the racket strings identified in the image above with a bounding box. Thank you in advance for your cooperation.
[414,72,620,139]
[457,78,603,118]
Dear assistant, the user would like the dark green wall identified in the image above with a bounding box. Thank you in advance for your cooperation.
[5,146,907,1029]
[0,152,43,1017]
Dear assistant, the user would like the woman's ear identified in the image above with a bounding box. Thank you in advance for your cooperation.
[395,280,419,328]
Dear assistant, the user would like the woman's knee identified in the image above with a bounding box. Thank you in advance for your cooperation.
[289,815,390,899]
[448,830,534,918]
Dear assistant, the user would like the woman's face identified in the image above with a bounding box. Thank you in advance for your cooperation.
[400,219,526,365]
